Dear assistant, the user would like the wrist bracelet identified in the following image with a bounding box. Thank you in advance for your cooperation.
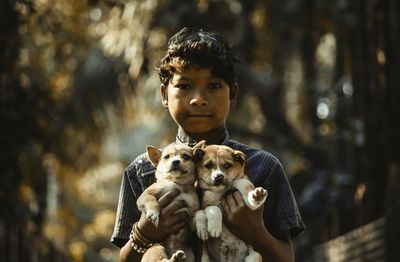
[133,223,153,247]
[129,222,154,254]
[130,241,147,254]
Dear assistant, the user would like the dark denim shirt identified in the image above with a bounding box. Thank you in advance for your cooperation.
[111,127,305,248]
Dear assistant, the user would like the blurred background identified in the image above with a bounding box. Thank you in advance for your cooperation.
[1,0,399,261]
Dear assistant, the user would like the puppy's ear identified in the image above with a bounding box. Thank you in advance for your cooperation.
[193,148,205,163]
[146,146,162,167]
[193,140,206,150]
[232,150,246,166]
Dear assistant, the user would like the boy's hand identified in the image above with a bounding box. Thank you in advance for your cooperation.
[137,189,188,242]
[220,190,265,245]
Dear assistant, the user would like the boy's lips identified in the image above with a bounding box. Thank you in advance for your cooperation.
[187,114,211,117]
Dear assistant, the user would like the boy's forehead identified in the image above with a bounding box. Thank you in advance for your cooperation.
[171,67,221,82]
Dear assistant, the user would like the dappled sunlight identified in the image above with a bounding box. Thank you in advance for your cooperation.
[76,163,123,205]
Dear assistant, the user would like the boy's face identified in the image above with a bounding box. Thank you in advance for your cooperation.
[161,67,236,137]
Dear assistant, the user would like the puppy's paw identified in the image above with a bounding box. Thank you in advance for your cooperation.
[205,206,223,238]
[207,221,222,238]
[248,187,267,210]
[194,210,208,240]
[196,224,209,241]
[146,209,159,227]
[169,250,186,262]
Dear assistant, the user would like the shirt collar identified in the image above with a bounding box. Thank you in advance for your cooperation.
[175,126,230,147]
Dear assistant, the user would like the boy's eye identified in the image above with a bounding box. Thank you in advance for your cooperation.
[208,83,222,89]
[163,154,170,159]
[223,163,232,169]
[176,84,191,90]
[182,154,191,161]
[205,162,213,169]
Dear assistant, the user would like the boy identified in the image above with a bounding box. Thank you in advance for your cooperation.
[111,27,305,261]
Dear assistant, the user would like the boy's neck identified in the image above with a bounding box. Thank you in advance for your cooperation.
[177,126,229,146]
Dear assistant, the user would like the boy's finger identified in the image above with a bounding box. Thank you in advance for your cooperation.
[173,207,190,216]
[169,218,187,234]
[162,200,187,215]
[225,192,239,208]
[220,198,231,213]
[232,191,245,207]
[159,210,186,229]
[219,202,228,217]
[158,189,180,208]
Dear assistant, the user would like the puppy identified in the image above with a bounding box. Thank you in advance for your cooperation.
[193,143,268,262]
[137,143,200,262]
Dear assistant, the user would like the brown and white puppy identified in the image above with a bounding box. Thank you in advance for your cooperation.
[137,143,200,262]
[193,143,268,262]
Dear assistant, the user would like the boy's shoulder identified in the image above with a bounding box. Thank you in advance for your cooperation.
[226,140,288,189]
[225,139,280,164]
[125,151,154,177]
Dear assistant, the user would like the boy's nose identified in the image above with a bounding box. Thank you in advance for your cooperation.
[190,96,208,106]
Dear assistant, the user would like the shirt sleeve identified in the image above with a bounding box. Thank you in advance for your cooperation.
[263,159,305,238]
[110,164,142,248]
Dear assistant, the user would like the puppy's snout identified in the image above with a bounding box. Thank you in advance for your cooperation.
[214,174,224,185]
[172,159,181,166]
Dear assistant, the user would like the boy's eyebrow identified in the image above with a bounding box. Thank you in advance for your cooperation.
[174,76,190,81]
[171,76,190,84]
[172,72,223,83]
[172,76,223,84]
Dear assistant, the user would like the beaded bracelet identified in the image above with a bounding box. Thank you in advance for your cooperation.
[129,222,154,254]
[130,241,147,254]
[133,223,153,247]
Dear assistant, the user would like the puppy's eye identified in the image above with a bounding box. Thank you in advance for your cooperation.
[182,154,191,161]
[223,163,232,169]
[205,162,213,169]
[163,154,170,159]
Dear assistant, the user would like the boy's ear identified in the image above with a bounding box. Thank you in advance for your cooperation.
[160,84,168,108]
[230,83,239,108]
[146,146,162,167]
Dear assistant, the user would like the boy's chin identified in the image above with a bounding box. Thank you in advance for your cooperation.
[182,126,220,136]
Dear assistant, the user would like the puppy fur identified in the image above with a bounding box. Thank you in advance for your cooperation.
[137,143,200,262]
[193,142,268,262]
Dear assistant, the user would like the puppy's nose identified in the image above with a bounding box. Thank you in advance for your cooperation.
[214,174,224,185]
[172,160,181,166]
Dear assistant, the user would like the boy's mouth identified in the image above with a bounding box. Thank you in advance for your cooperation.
[187,114,211,117]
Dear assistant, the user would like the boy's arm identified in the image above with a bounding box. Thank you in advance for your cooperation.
[119,190,189,262]
[220,191,294,262]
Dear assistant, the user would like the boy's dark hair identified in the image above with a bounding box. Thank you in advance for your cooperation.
[158,27,240,88]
